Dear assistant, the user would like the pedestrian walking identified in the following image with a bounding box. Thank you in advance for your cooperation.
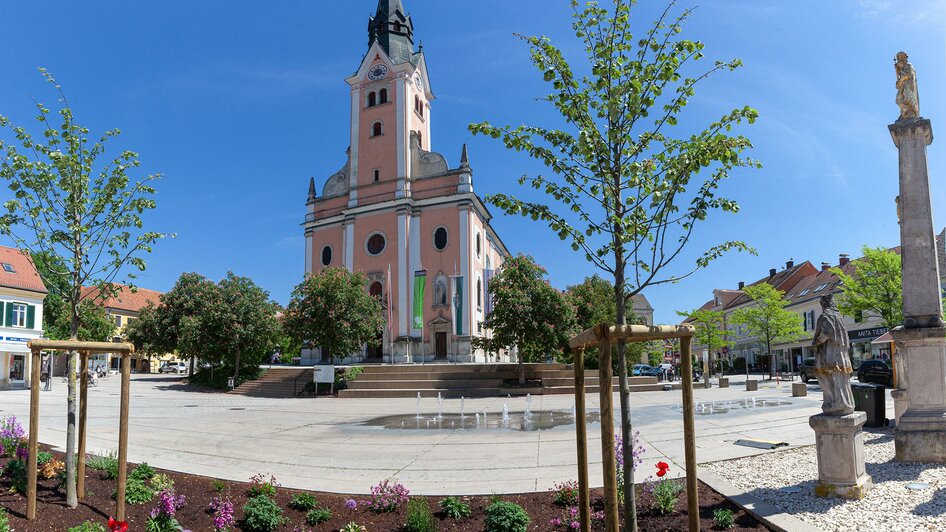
[42,356,52,391]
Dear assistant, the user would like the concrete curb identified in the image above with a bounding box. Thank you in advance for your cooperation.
[698,469,821,532]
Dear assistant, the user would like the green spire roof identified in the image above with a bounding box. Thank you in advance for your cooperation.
[368,0,416,65]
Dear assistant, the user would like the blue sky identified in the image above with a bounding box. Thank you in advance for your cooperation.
[1,0,945,324]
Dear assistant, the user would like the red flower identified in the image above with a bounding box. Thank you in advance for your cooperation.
[656,461,670,477]
[108,517,128,532]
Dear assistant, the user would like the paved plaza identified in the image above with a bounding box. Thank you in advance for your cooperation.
[0,373,895,495]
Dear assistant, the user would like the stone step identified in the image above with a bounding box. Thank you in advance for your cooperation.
[346,379,506,390]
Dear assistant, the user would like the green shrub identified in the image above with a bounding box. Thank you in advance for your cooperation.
[113,477,155,504]
[484,501,530,532]
[404,497,436,532]
[243,494,286,532]
[36,451,53,466]
[189,365,264,389]
[439,496,471,519]
[306,507,332,526]
[0,507,8,532]
[653,479,684,514]
[340,523,367,532]
[248,473,279,498]
[289,492,318,511]
[86,450,118,471]
[211,478,226,491]
[3,459,26,494]
[131,462,156,481]
[151,473,175,492]
[713,507,735,529]
[67,521,107,532]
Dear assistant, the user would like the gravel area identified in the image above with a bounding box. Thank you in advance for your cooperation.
[705,429,946,531]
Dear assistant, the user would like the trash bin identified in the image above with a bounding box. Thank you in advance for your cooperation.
[851,382,887,427]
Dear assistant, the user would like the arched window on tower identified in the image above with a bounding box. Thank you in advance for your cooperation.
[394,21,401,32]
[379,88,388,104]
[367,91,377,108]
[477,278,483,310]
[372,121,384,137]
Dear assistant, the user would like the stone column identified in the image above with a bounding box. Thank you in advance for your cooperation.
[810,413,872,499]
[890,116,946,462]
[890,118,942,328]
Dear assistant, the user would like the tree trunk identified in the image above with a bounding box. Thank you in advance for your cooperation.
[65,305,80,508]
[518,346,525,385]
[189,356,195,377]
[233,348,242,383]
[614,252,636,532]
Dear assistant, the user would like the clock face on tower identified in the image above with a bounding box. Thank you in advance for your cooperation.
[368,64,388,81]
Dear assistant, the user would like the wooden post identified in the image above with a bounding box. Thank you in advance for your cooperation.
[77,351,89,499]
[680,335,699,532]
[116,353,132,521]
[598,327,619,532]
[27,348,41,520]
[573,348,591,532]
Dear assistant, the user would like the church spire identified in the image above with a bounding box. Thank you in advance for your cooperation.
[368,0,415,65]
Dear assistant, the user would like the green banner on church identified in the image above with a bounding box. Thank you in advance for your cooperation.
[452,275,463,335]
[412,270,426,331]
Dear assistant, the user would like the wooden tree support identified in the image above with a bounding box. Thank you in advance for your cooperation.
[26,340,135,522]
[570,324,698,532]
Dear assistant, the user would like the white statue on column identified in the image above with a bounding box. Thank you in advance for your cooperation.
[895,51,920,120]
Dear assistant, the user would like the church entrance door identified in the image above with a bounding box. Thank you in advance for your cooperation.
[435,333,447,360]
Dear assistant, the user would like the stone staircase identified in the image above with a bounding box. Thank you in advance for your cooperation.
[228,367,312,398]
[228,363,689,399]
[338,363,684,399]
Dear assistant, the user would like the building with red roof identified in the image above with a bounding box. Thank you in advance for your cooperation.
[0,246,47,389]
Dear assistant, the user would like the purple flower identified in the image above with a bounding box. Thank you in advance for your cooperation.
[345,499,357,511]
[210,496,235,531]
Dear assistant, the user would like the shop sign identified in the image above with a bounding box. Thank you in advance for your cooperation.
[3,337,30,343]
[848,327,888,341]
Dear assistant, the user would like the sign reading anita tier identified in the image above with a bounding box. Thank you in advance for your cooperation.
[847,327,889,341]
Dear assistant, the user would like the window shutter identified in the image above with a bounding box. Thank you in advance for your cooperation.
[26,305,35,329]
[4,302,11,327]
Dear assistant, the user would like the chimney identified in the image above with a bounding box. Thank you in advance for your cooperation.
[738,281,745,290]
[839,254,850,266]
[769,268,777,277]
[821,262,831,271]
[786,259,794,269]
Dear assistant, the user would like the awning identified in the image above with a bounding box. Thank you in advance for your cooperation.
[872,332,894,344]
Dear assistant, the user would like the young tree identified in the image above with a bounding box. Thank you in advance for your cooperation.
[730,284,803,378]
[479,255,576,384]
[677,308,731,373]
[283,267,385,363]
[32,251,114,341]
[0,70,169,508]
[468,1,758,523]
[831,246,902,329]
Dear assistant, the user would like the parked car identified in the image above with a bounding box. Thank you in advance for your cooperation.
[798,358,816,383]
[857,359,893,387]
[160,362,188,374]
[631,364,649,376]
[639,366,662,378]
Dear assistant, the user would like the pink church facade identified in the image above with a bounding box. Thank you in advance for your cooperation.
[302,0,511,364]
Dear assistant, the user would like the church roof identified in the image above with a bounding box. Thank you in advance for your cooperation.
[368,0,417,66]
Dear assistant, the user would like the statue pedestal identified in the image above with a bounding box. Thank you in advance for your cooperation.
[893,326,946,462]
[809,412,872,499]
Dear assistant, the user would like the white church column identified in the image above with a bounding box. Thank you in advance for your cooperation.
[349,88,360,208]
[396,77,408,198]
[304,229,313,274]
[397,208,410,337]
[344,218,355,272]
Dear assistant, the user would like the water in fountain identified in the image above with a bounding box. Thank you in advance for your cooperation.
[524,394,533,421]
[571,405,577,419]
[476,413,480,424]
[502,404,509,422]
[416,392,422,419]
[437,392,444,419]
[460,396,466,418]
[482,410,487,420]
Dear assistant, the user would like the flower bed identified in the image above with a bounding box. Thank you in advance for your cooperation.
[0,444,769,531]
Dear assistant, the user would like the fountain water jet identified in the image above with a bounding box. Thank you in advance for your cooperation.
[437,392,444,419]
[416,392,422,419]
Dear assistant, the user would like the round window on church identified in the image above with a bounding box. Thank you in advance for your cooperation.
[366,233,386,256]
[434,227,448,251]
[321,246,332,266]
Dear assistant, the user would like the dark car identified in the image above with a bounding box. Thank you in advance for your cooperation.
[857,359,893,387]
[798,358,816,383]
[639,366,662,378]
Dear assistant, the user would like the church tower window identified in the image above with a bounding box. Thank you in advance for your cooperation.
[367,91,377,108]
[373,169,380,182]
[379,88,388,104]
[371,121,384,137]
[433,227,448,251]
[321,246,333,266]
